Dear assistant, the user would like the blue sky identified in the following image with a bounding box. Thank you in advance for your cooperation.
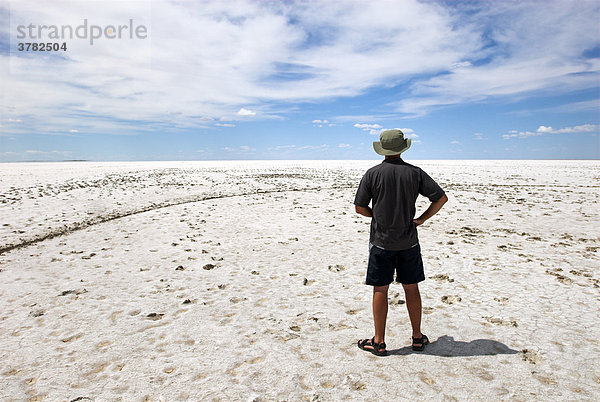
[0,0,599,161]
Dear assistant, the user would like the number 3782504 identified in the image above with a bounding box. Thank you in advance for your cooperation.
[18,42,67,51]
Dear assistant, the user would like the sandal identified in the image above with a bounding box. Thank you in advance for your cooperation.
[358,337,388,356]
[412,334,429,351]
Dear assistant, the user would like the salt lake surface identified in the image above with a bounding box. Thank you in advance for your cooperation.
[1,160,599,400]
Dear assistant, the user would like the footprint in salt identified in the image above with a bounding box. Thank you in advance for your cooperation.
[109,311,123,323]
[61,333,83,343]
[389,292,406,305]
[429,273,454,282]
[84,362,110,379]
[23,377,37,386]
[146,313,164,321]
[519,348,542,364]
[96,340,111,349]
[441,295,461,305]
[246,355,265,365]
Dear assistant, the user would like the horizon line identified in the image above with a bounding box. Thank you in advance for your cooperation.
[1,158,599,164]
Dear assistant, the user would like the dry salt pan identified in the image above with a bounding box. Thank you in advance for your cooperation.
[0,160,599,400]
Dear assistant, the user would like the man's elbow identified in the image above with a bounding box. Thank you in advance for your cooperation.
[438,193,448,205]
[355,205,370,216]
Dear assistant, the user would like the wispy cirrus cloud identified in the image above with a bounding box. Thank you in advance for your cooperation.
[298,144,328,151]
[0,0,480,135]
[223,145,255,153]
[1,0,598,137]
[502,124,599,139]
[394,1,600,117]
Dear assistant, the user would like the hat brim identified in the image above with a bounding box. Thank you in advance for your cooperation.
[373,138,411,156]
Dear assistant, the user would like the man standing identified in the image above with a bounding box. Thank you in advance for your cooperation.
[354,129,447,356]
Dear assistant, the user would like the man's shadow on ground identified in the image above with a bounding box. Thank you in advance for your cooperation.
[387,335,518,357]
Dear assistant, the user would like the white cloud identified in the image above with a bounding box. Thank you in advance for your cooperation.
[450,140,461,145]
[394,2,600,116]
[223,145,254,152]
[338,143,351,148]
[354,123,382,130]
[237,108,256,117]
[536,124,597,134]
[298,144,328,151]
[312,119,329,124]
[215,123,236,127]
[335,114,398,122]
[272,145,296,150]
[473,133,486,140]
[400,128,419,139]
[503,124,598,139]
[354,123,383,135]
[1,0,598,135]
[69,129,79,133]
[0,0,480,134]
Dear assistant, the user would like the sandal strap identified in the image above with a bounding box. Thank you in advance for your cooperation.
[412,334,428,342]
[372,340,386,351]
[360,337,386,351]
[359,338,371,347]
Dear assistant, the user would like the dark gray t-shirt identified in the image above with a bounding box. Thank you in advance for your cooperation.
[354,158,445,250]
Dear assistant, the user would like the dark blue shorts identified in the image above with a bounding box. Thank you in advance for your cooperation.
[366,244,425,286]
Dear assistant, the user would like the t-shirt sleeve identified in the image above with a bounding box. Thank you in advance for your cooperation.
[354,174,372,207]
[419,169,445,202]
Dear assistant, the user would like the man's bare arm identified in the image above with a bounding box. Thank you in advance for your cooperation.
[413,193,448,226]
[355,205,373,218]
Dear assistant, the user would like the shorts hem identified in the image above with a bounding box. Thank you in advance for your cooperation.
[365,280,394,287]
[394,277,425,285]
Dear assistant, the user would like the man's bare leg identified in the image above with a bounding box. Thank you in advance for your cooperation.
[373,285,389,344]
[402,283,422,339]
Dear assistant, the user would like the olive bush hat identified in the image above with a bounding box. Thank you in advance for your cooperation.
[373,129,411,156]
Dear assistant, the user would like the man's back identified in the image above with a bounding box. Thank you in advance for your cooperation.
[354,158,444,250]
[354,129,447,357]
[354,129,448,356]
